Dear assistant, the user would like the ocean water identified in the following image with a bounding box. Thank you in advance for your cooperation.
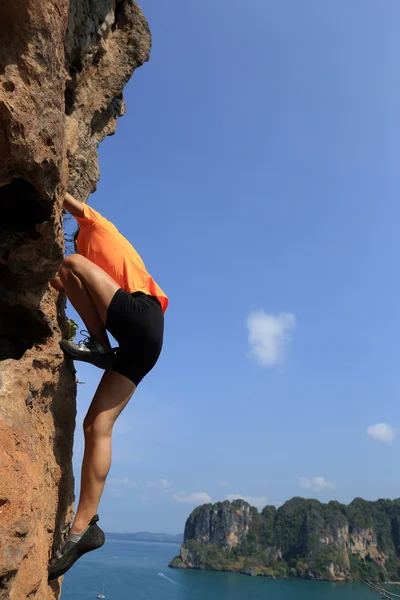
[61,539,378,600]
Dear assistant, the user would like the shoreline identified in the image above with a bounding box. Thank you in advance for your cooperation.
[169,559,400,585]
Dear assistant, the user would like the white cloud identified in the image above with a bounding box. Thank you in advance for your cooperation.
[172,492,212,504]
[146,479,170,490]
[219,481,229,487]
[299,477,336,492]
[367,423,396,444]
[225,494,268,509]
[139,493,151,502]
[247,311,296,367]
[108,477,137,488]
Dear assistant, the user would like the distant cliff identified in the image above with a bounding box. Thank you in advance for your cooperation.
[169,498,400,582]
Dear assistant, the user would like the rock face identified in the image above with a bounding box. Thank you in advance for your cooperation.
[170,497,400,582]
[184,501,252,550]
[0,2,150,598]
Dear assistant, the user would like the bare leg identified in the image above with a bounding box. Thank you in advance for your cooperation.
[59,267,110,349]
[59,254,120,351]
[57,254,135,532]
[70,370,136,534]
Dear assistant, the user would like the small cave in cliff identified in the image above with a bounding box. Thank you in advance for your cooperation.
[0,570,17,593]
[0,306,52,361]
[90,94,123,135]
[0,178,51,239]
[113,0,127,31]
[65,57,83,116]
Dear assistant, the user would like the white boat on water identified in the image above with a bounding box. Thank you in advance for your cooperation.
[97,582,106,598]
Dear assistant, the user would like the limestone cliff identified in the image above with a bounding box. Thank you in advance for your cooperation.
[184,500,252,549]
[0,2,150,598]
[170,498,400,582]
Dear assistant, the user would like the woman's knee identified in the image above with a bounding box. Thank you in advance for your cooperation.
[59,254,84,278]
[83,414,114,439]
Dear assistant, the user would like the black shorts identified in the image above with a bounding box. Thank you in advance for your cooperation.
[105,289,164,386]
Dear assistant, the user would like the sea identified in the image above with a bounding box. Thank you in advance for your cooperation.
[61,538,380,600]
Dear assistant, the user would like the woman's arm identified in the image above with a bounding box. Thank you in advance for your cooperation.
[63,192,84,218]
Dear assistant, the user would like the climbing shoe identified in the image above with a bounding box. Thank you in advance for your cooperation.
[60,330,116,370]
[48,514,105,581]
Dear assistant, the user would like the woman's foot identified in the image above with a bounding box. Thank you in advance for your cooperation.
[60,332,116,370]
[48,515,105,581]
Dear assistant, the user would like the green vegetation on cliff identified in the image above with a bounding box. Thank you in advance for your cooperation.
[170,497,400,582]
[65,318,78,341]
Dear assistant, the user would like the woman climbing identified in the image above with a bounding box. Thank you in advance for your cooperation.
[48,192,168,580]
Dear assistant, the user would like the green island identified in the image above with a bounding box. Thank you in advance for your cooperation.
[169,497,400,582]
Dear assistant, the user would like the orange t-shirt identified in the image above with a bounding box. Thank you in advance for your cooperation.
[75,204,168,313]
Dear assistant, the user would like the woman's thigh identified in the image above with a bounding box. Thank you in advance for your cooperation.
[61,254,120,325]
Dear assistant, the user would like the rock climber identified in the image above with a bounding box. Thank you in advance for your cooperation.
[47,192,168,580]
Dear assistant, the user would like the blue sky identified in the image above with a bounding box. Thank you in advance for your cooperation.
[68,0,400,533]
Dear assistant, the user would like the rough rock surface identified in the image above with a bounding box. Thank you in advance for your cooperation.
[184,500,252,550]
[170,498,400,582]
[0,2,150,598]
